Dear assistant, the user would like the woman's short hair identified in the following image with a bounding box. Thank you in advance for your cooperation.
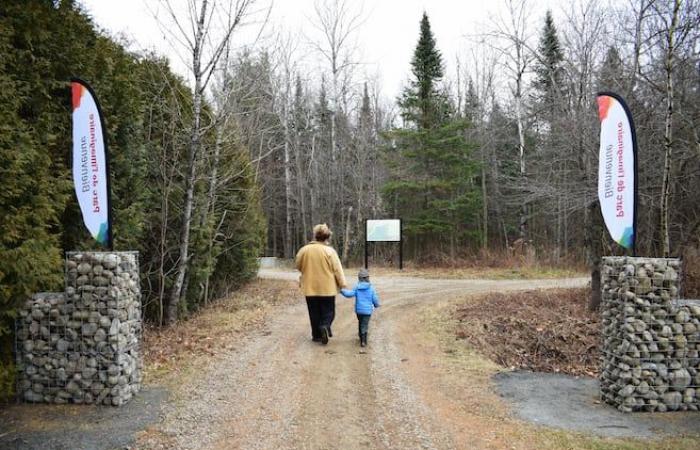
[313,223,332,242]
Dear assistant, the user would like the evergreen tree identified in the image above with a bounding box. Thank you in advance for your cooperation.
[597,46,625,93]
[384,13,480,258]
[399,12,450,129]
[359,83,373,134]
[0,0,266,395]
[533,10,565,113]
[0,14,68,398]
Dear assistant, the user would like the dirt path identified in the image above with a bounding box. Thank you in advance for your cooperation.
[139,270,587,450]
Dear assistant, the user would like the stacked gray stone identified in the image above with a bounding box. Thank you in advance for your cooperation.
[15,251,142,406]
[600,256,700,412]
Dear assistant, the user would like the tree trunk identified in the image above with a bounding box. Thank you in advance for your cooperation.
[660,0,680,257]
[481,155,488,251]
[294,117,308,244]
[342,206,352,265]
[283,109,293,259]
[310,135,318,226]
[514,75,527,241]
[167,4,208,324]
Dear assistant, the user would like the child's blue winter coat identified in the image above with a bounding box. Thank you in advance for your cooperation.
[340,281,380,315]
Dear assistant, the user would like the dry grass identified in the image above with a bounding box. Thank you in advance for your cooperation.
[142,278,297,385]
[348,248,586,279]
[422,292,700,450]
[387,265,583,279]
[454,288,600,377]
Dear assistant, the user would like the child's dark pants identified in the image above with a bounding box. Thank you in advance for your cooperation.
[357,313,371,337]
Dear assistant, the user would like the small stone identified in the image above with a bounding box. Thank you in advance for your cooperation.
[88,311,101,323]
[81,322,98,337]
[77,263,92,275]
[662,391,682,411]
[674,335,688,348]
[109,318,120,336]
[82,367,97,380]
[65,380,81,394]
[24,390,44,402]
[103,254,119,269]
[94,328,107,342]
[56,339,69,352]
[670,369,692,390]
[676,310,690,323]
[619,384,635,397]
[636,381,650,395]
[683,388,695,404]
[663,267,678,281]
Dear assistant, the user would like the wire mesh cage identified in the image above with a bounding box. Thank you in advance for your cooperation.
[15,251,142,406]
[600,256,700,412]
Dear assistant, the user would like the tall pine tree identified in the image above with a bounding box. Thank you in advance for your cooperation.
[533,10,565,115]
[385,13,480,259]
[399,12,450,129]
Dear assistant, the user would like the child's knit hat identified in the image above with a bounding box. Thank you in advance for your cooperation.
[358,268,370,280]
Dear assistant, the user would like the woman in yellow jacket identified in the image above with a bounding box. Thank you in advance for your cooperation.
[295,224,347,344]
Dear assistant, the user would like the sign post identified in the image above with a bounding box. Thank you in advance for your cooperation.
[365,219,402,270]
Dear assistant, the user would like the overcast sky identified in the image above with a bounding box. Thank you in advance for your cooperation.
[78,0,558,100]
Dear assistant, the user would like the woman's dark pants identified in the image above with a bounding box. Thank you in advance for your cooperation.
[305,296,335,339]
[357,314,371,337]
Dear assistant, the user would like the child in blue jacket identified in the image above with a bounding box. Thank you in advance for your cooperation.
[340,268,380,347]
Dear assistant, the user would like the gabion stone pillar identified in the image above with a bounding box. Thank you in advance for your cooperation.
[600,256,700,412]
[15,251,142,406]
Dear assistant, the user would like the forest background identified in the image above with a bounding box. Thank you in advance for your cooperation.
[1,0,699,398]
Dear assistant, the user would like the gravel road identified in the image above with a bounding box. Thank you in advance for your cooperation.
[140,269,588,450]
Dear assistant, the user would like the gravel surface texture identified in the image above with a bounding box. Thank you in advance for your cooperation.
[6,269,631,450]
[138,269,587,449]
[494,370,700,438]
[0,386,166,450]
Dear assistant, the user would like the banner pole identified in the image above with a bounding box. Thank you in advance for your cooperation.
[104,122,113,251]
[632,116,638,258]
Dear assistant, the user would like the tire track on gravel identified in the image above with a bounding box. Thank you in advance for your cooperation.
[148,270,587,450]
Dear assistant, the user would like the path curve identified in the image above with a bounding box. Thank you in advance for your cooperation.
[152,270,588,450]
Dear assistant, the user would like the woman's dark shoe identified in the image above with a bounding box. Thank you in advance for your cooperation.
[360,333,367,347]
[320,326,329,345]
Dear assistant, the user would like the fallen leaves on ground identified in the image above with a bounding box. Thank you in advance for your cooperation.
[142,279,297,381]
[454,288,600,377]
